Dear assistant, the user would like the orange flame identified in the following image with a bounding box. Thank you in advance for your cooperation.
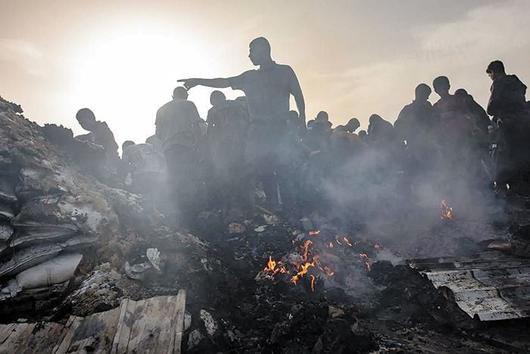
[302,240,312,262]
[440,200,454,220]
[264,256,286,274]
[291,261,314,284]
[262,234,336,293]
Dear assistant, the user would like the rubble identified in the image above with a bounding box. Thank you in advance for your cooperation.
[0,97,216,322]
[2,95,530,353]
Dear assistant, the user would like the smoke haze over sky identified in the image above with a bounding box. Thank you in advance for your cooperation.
[1,0,529,146]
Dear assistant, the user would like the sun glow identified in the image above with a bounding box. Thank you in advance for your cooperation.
[68,22,212,148]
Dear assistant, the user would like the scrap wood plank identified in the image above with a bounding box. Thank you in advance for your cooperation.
[123,293,187,354]
[156,296,179,353]
[111,298,137,354]
[65,307,121,354]
[0,323,35,354]
[172,290,187,354]
[0,293,187,354]
[53,315,83,354]
[0,323,17,345]
[110,292,187,354]
[20,322,65,354]
[126,297,153,352]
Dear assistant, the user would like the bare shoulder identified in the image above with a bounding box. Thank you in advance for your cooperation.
[276,63,296,74]
[276,64,298,83]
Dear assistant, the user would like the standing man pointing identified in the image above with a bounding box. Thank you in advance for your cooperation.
[179,37,306,211]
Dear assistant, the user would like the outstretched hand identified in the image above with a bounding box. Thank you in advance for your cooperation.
[177,78,198,90]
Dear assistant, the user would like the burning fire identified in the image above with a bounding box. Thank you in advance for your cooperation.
[440,200,454,220]
[302,240,312,262]
[264,256,286,274]
[263,237,335,291]
[291,261,314,284]
[262,232,384,292]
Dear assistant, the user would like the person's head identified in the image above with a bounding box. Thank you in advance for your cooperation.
[172,86,188,100]
[122,140,135,152]
[415,83,432,102]
[486,60,506,81]
[210,90,226,107]
[287,110,302,132]
[316,111,329,122]
[358,130,367,138]
[454,89,470,105]
[455,89,469,97]
[345,118,360,133]
[145,135,162,150]
[334,125,347,132]
[369,114,383,125]
[307,119,315,129]
[76,108,97,131]
[249,37,272,66]
[433,76,450,98]
[145,135,158,145]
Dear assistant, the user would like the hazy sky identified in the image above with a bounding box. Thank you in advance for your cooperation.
[1,0,529,146]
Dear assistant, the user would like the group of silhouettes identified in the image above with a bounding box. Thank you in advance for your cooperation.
[67,37,529,225]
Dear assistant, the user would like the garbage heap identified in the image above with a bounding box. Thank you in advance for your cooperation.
[0,96,187,317]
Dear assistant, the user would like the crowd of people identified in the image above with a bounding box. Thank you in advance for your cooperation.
[68,37,530,226]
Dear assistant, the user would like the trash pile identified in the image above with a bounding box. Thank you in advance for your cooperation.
[0,97,218,320]
[0,97,107,312]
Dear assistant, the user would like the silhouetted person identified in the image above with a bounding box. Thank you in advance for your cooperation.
[155,86,202,224]
[75,108,119,163]
[358,130,367,140]
[453,88,491,182]
[487,60,527,118]
[486,60,529,188]
[394,83,434,147]
[454,88,491,134]
[179,37,306,210]
[344,118,360,133]
[393,84,438,185]
[306,111,332,152]
[330,117,362,168]
[121,140,166,199]
[206,90,249,213]
[315,111,332,129]
[432,76,461,126]
[367,114,394,145]
[432,77,483,192]
[75,108,120,183]
[432,76,475,148]
[145,134,163,153]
